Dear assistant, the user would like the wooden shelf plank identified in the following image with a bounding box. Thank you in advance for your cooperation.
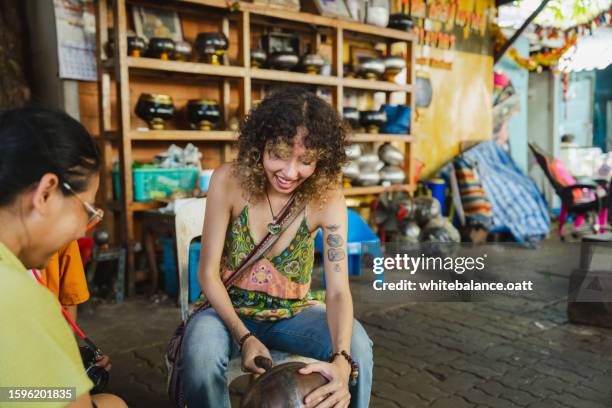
[251,68,339,86]
[126,130,413,143]
[176,0,416,42]
[343,184,414,196]
[339,20,416,42]
[350,133,414,143]
[107,201,164,212]
[129,130,237,141]
[131,201,165,211]
[127,57,246,78]
[342,77,412,92]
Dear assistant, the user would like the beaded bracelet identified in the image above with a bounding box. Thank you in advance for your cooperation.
[328,350,359,386]
[238,332,255,351]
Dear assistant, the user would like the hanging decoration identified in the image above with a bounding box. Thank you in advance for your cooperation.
[561,71,570,119]
[506,36,577,71]
[493,5,611,71]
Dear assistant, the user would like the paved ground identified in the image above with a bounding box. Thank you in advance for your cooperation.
[78,240,612,407]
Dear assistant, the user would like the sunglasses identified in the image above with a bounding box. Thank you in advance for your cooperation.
[62,182,104,231]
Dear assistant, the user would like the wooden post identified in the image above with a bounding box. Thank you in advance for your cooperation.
[113,0,136,296]
[220,16,231,127]
[406,38,416,192]
[95,0,116,241]
[238,11,251,117]
[219,15,232,163]
[332,27,343,113]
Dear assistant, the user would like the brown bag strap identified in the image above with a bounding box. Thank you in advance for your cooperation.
[223,196,303,288]
[190,196,304,319]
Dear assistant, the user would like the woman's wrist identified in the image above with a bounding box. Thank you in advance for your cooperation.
[238,331,256,350]
[331,355,352,377]
[329,350,359,385]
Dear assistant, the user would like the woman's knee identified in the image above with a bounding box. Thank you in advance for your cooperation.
[350,321,373,368]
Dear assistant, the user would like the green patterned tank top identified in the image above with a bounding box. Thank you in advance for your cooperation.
[219,204,323,321]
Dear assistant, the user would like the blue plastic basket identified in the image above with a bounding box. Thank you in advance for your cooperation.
[112,167,199,202]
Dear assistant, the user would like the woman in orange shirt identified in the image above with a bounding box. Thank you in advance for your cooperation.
[35,240,90,321]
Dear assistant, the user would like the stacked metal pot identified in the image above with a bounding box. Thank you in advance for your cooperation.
[342,142,406,186]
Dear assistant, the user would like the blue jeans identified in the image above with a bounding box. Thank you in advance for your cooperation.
[179,304,373,408]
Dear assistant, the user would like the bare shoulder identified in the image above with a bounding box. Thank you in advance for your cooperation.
[208,163,248,215]
[307,187,347,230]
[209,163,240,196]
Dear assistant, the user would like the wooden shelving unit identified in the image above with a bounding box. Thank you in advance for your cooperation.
[95,0,416,295]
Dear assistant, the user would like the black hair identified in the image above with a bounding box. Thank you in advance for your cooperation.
[0,107,101,206]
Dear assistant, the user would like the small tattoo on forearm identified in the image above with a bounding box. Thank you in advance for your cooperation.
[333,263,342,273]
[325,224,340,232]
[327,248,345,262]
[326,233,344,248]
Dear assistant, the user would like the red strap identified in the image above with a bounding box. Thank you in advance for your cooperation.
[31,269,87,340]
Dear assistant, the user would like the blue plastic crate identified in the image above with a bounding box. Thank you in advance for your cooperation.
[159,237,201,303]
[112,167,199,202]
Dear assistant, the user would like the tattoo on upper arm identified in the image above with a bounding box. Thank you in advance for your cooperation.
[327,248,345,262]
[326,233,344,247]
[324,224,345,263]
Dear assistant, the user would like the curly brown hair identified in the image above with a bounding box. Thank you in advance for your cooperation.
[231,88,348,208]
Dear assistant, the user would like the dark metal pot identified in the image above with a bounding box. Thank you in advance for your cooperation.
[195,32,229,65]
[186,99,221,131]
[146,37,175,60]
[135,93,175,130]
[268,49,299,71]
[343,107,361,130]
[388,13,414,31]
[250,48,267,68]
[127,35,147,57]
[241,357,328,408]
[359,110,387,133]
[300,53,325,74]
[173,40,193,61]
[356,57,385,80]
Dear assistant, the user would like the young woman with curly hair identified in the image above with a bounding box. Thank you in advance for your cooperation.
[179,89,373,408]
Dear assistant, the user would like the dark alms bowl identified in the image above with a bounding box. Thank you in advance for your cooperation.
[343,107,361,130]
[250,48,267,68]
[300,53,325,74]
[146,37,175,60]
[267,49,299,71]
[360,110,387,134]
[195,32,229,65]
[173,40,193,61]
[388,13,415,31]
[241,357,328,408]
[135,93,175,130]
[127,36,147,57]
[186,99,221,131]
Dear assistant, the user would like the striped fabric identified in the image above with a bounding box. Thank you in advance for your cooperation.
[453,156,493,228]
[461,141,551,244]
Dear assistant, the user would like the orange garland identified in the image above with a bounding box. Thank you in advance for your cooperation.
[491,21,578,71]
[506,36,577,71]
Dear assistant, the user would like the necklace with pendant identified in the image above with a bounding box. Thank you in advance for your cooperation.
[265,189,294,235]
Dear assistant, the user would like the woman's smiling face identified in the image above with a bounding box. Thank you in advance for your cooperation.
[262,127,318,195]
